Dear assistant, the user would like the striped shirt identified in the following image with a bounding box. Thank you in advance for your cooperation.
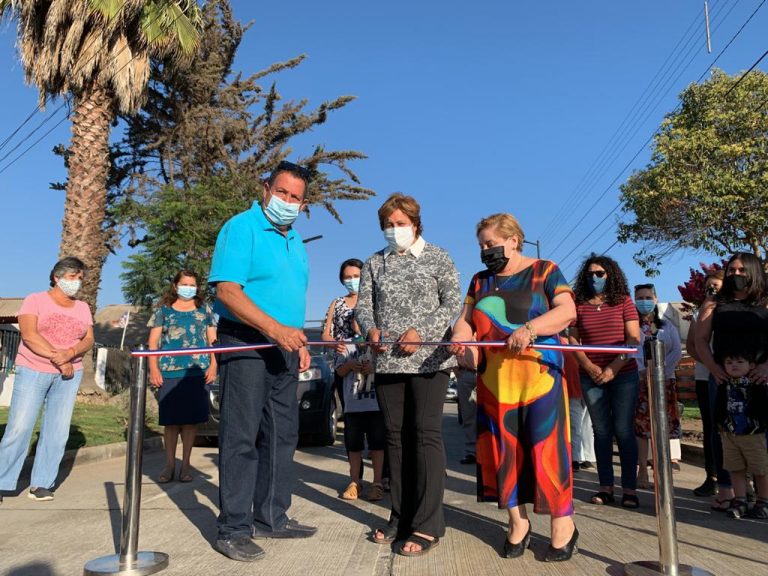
[572,295,639,375]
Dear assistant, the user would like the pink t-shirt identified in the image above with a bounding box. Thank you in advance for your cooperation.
[15,291,93,374]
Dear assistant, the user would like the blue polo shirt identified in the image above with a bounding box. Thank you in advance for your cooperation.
[209,201,308,328]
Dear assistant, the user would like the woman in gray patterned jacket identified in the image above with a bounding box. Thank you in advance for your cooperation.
[356,193,462,557]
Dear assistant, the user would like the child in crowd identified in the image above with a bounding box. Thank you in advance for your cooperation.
[715,352,768,519]
[335,340,386,501]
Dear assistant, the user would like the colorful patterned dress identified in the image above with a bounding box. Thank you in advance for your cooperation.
[467,260,574,517]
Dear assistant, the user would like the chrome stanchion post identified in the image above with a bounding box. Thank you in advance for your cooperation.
[84,346,169,576]
[624,339,713,576]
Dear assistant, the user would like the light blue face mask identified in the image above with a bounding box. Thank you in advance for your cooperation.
[591,276,606,294]
[635,299,655,316]
[264,193,300,227]
[177,285,197,300]
[343,278,360,294]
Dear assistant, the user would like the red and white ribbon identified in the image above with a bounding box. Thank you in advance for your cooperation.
[131,340,637,358]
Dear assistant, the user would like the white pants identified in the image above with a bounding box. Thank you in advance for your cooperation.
[569,397,595,462]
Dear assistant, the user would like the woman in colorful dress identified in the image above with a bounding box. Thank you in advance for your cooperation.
[148,270,217,483]
[633,283,682,488]
[450,213,578,563]
[569,255,641,508]
[321,258,364,350]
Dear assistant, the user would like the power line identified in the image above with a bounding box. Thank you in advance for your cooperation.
[723,48,768,96]
[0,0,135,155]
[0,4,192,175]
[547,0,766,265]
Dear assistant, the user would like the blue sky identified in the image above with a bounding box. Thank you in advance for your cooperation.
[1,0,766,322]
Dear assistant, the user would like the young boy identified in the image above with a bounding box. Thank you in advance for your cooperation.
[335,342,386,501]
[715,352,768,519]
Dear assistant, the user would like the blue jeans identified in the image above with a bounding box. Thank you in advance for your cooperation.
[580,371,639,491]
[216,328,299,539]
[0,366,82,491]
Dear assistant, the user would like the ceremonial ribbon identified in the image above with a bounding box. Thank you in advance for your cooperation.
[130,340,637,358]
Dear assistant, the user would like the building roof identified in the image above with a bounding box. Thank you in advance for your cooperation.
[93,304,152,349]
[0,298,24,323]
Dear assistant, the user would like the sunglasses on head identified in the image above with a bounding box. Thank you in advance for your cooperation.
[588,270,606,278]
[276,160,312,180]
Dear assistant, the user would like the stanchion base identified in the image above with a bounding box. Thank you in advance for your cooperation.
[624,561,714,576]
[84,551,169,576]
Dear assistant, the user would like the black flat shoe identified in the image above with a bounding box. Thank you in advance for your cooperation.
[503,522,531,558]
[693,478,717,497]
[544,527,578,562]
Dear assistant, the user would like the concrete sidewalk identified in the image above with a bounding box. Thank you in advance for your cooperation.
[1,404,766,576]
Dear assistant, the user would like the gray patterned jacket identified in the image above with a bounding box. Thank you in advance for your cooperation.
[355,238,461,374]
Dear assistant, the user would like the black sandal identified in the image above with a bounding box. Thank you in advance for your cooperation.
[590,491,615,505]
[372,523,397,544]
[622,494,640,509]
[399,534,440,557]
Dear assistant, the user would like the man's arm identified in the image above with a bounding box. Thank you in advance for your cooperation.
[216,282,306,352]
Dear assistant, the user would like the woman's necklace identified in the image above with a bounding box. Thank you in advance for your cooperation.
[494,255,523,291]
[590,297,604,311]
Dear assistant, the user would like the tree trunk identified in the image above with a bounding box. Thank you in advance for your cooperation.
[59,88,114,318]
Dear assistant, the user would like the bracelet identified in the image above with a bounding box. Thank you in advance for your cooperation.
[524,321,536,343]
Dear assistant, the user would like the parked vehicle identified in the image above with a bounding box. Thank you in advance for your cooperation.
[445,371,458,402]
[197,326,341,446]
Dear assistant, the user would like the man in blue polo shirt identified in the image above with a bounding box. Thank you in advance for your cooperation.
[209,161,316,562]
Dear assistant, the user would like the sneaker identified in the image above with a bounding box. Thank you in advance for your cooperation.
[572,461,581,472]
[28,487,54,501]
[693,478,717,497]
[579,461,595,470]
[459,454,476,465]
[214,535,265,562]
[252,518,317,540]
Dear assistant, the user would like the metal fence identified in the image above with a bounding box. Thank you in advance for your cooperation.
[0,328,20,375]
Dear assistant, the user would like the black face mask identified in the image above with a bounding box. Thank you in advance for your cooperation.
[481,246,509,274]
[725,274,749,292]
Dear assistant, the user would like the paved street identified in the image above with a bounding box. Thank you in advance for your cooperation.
[1,403,767,576]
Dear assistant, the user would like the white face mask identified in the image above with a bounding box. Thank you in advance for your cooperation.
[57,278,82,297]
[384,226,414,252]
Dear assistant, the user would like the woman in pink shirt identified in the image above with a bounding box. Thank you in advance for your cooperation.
[0,257,94,503]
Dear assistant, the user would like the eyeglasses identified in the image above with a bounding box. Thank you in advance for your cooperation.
[588,270,606,278]
[634,283,655,290]
[276,160,312,180]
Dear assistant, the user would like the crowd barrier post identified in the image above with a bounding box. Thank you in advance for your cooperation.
[84,345,169,576]
[624,338,712,576]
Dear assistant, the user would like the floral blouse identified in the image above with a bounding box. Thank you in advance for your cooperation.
[147,305,216,376]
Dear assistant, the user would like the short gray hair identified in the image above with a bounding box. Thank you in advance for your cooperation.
[49,257,86,287]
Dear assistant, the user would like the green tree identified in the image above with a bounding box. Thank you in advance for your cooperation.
[618,69,768,275]
[115,0,373,305]
[0,0,201,313]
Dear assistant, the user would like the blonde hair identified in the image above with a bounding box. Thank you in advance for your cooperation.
[377,193,423,236]
[476,213,525,252]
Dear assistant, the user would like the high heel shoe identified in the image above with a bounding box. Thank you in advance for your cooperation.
[544,526,579,562]
[502,522,532,558]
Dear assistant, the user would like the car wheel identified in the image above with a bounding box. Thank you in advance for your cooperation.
[320,392,339,446]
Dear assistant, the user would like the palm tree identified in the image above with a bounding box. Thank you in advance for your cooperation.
[0,0,201,313]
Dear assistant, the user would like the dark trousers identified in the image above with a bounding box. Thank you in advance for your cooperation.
[375,371,449,539]
[696,378,731,487]
[216,328,299,539]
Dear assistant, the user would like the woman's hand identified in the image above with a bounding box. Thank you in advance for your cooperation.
[710,364,729,384]
[367,328,387,352]
[204,364,217,385]
[447,339,466,357]
[149,368,164,388]
[748,362,768,385]
[58,362,74,379]
[50,348,74,366]
[396,328,421,356]
[360,358,374,375]
[505,326,532,355]
[595,365,616,385]
[334,342,348,355]
[584,361,603,383]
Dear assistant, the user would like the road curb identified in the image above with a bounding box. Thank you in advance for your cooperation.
[22,435,164,474]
